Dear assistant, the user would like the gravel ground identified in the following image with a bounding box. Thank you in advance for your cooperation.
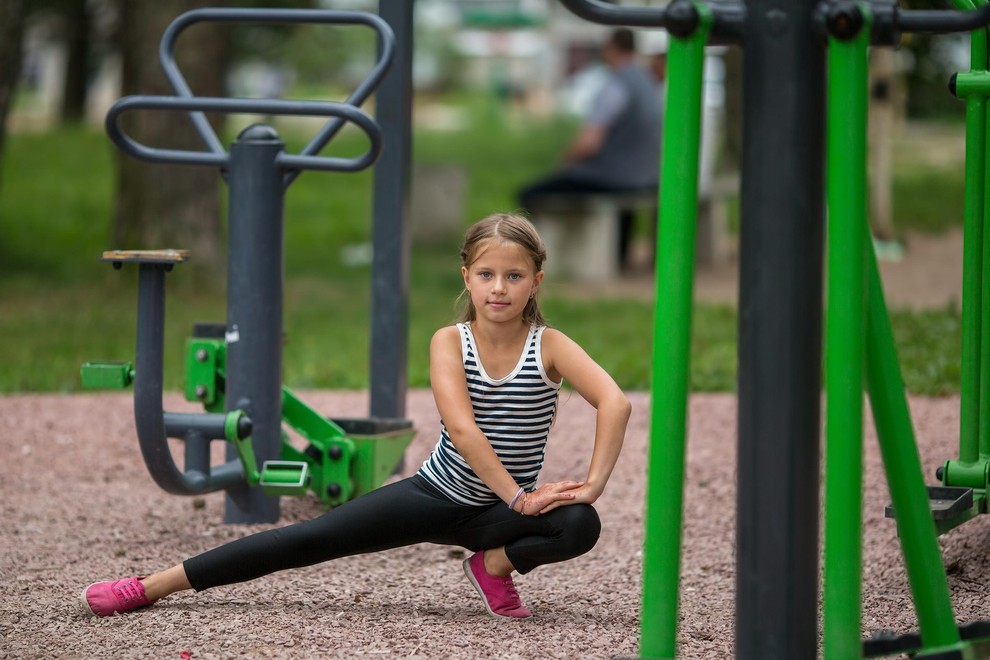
[2,389,988,659]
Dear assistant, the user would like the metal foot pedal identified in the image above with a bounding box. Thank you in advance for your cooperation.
[884,486,974,521]
[259,460,310,496]
[864,619,990,657]
[80,361,134,389]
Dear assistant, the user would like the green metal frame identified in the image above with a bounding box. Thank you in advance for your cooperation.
[85,334,413,508]
[183,338,414,507]
[80,361,135,389]
[938,0,990,531]
[823,4,990,657]
[637,2,990,657]
[185,338,225,412]
[823,10,872,656]
[640,6,712,658]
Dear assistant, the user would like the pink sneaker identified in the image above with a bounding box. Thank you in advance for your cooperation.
[462,551,533,619]
[80,576,152,617]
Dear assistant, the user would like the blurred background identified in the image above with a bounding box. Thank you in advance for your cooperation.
[0,0,972,396]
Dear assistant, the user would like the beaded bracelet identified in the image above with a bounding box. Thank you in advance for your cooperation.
[508,487,525,512]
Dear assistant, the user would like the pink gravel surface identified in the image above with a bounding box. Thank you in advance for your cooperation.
[2,389,989,659]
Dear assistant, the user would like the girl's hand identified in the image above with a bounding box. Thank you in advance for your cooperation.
[518,481,585,516]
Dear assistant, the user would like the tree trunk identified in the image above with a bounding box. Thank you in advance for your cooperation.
[112,0,228,276]
[59,0,91,125]
[720,45,744,172]
[0,0,26,191]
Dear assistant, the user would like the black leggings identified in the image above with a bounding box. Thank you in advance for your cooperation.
[183,475,601,591]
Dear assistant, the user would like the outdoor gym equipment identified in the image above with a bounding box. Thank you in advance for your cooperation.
[558,0,990,658]
[81,7,414,525]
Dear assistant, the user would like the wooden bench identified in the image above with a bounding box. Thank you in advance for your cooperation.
[529,174,738,281]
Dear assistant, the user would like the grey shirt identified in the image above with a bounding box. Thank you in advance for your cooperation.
[566,62,662,189]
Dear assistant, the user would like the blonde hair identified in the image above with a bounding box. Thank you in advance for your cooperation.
[457,213,548,326]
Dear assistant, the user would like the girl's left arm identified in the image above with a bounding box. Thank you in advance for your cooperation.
[542,328,631,507]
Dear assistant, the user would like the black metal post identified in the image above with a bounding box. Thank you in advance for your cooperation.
[735,0,826,656]
[129,260,244,495]
[223,124,286,524]
[133,264,188,492]
[369,0,413,419]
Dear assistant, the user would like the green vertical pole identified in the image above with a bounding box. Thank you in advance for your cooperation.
[823,14,870,658]
[971,2,990,462]
[982,97,990,463]
[866,236,964,651]
[955,0,987,466]
[641,7,711,659]
[864,2,971,635]
[864,7,974,645]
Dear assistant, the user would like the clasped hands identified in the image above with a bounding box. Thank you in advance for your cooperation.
[516,480,597,516]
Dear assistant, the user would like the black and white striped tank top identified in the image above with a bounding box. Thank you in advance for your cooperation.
[417,322,562,506]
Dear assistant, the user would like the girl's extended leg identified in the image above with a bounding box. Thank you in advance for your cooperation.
[182,476,466,590]
[82,476,466,616]
[185,479,599,591]
[84,478,601,618]
[141,564,191,601]
[144,481,590,599]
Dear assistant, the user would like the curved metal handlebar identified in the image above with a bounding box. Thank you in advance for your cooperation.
[106,8,394,175]
[106,95,383,172]
[557,0,668,27]
[824,0,990,44]
[558,0,744,40]
[561,0,990,45]
[895,2,990,33]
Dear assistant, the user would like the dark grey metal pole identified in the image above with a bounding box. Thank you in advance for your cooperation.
[369,0,413,419]
[223,124,286,524]
[734,0,826,656]
[133,264,186,492]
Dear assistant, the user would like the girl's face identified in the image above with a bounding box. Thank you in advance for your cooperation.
[462,239,543,325]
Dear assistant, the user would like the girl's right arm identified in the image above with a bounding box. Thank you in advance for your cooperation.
[429,326,578,511]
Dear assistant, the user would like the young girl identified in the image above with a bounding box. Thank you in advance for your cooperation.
[82,212,631,620]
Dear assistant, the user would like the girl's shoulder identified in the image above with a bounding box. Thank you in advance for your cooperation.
[539,326,592,363]
[433,323,461,337]
[430,325,466,371]
[537,327,572,385]
[431,324,462,348]
[538,326,571,346]
[537,326,579,356]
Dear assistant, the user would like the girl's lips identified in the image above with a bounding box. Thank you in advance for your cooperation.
[487,301,510,308]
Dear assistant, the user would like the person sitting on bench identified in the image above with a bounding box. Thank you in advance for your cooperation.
[517,28,662,271]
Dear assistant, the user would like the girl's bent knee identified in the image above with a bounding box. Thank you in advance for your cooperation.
[558,504,601,556]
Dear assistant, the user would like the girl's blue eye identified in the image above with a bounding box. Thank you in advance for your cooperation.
[508,273,522,280]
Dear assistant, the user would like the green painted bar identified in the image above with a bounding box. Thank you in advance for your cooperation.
[866,233,962,649]
[640,6,711,658]
[953,0,987,466]
[823,18,870,658]
[977,1,990,462]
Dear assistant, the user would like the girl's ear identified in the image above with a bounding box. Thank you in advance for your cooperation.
[461,265,470,291]
[532,269,544,296]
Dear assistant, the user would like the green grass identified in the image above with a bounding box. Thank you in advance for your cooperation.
[0,127,115,280]
[893,166,966,235]
[889,307,962,396]
[0,117,971,395]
